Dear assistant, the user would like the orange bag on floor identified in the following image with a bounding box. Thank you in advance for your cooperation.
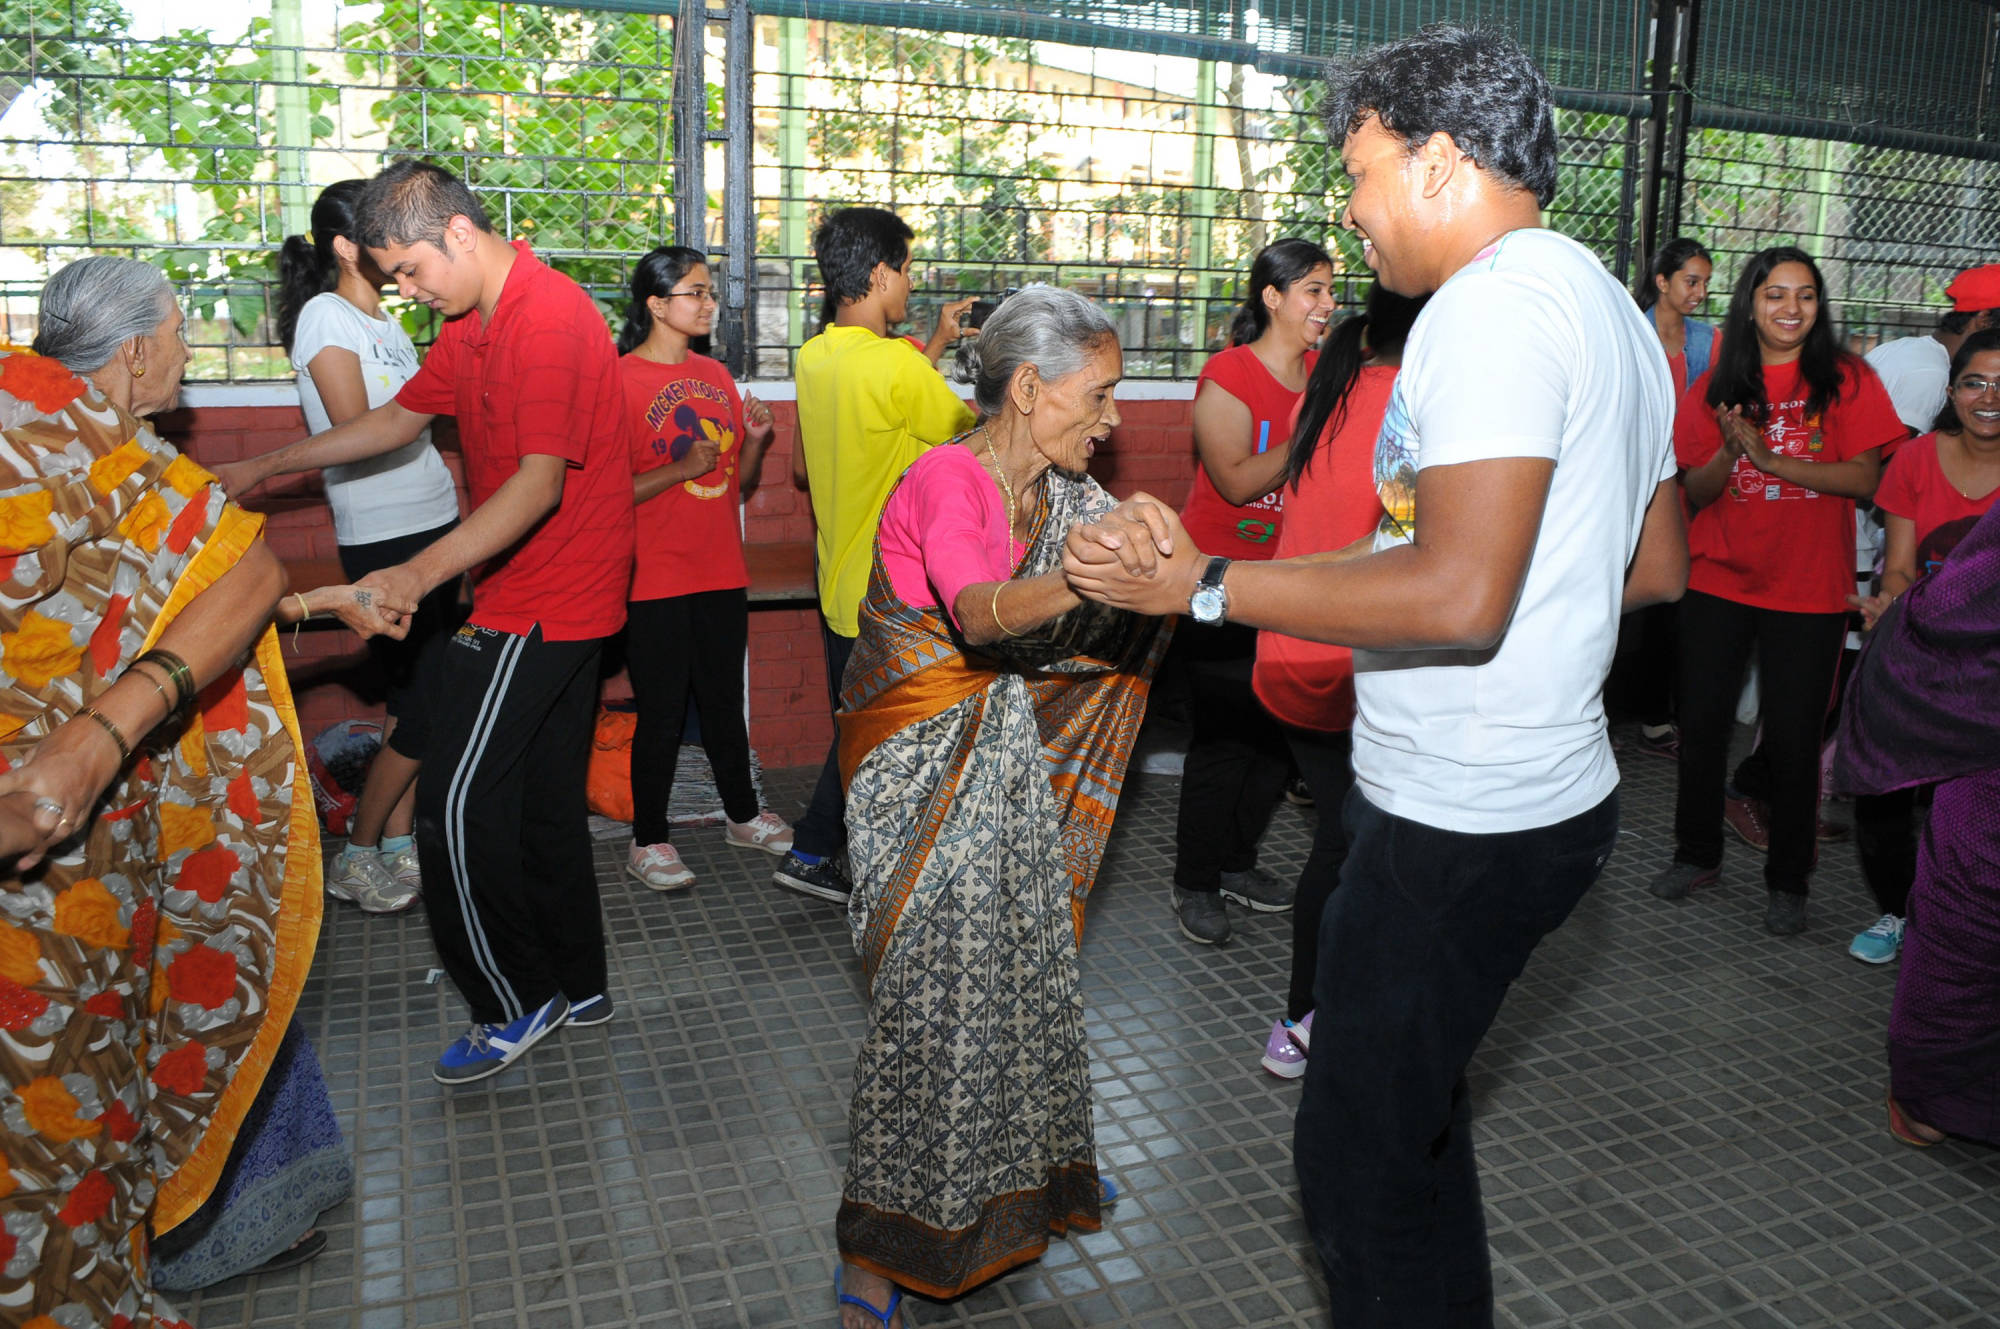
[586,706,637,822]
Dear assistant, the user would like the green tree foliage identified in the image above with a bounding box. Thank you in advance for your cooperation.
[803,23,1056,277]
[340,0,703,318]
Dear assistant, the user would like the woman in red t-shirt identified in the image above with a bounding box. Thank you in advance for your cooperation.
[1169,239,1333,947]
[617,246,789,890]
[1249,282,1423,1079]
[1655,246,1906,935]
[1841,326,2000,962]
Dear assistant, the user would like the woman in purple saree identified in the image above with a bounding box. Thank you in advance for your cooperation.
[1835,500,2000,1145]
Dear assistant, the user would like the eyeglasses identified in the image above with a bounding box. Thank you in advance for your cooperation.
[1952,375,2000,395]
[666,286,716,304]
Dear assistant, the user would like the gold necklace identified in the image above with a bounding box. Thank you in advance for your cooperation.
[975,426,1018,537]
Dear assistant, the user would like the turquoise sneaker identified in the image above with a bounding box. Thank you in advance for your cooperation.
[1848,914,1904,965]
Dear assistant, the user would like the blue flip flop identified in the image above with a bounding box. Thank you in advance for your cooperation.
[835,1265,903,1327]
[1099,1175,1119,1206]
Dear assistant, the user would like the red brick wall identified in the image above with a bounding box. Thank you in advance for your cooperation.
[159,393,1197,772]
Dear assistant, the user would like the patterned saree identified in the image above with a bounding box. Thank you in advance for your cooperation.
[0,350,322,1327]
[834,460,1168,1299]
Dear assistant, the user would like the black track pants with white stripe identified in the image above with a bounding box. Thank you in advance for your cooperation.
[414,623,607,1026]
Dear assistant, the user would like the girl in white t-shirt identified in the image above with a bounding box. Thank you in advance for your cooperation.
[275,179,464,915]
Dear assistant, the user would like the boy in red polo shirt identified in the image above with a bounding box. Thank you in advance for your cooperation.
[214,161,635,1084]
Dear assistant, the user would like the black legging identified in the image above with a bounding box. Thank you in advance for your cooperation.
[625,588,758,845]
[1672,590,1845,896]
[1285,726,1355,1022]
[1172,622,1291,892]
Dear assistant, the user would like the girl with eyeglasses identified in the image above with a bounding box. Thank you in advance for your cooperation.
[615,245,791,891]
[1652,246,1906,936]
[1838,325,2000,965]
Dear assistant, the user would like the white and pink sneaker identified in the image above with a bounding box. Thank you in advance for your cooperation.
[725,810,794,857]
[1260,1011,1313,1079]
[628,841,695,891]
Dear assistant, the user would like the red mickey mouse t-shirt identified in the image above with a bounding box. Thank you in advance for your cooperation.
[621,351,750,599]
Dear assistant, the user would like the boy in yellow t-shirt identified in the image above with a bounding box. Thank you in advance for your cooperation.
[774,207,976,905]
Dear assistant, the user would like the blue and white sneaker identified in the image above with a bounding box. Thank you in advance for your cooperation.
[567,993,613,1027]
[1848,914,1905,965]
[433,993,569,1084]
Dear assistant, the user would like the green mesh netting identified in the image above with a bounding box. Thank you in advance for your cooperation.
[730,0,2000,146]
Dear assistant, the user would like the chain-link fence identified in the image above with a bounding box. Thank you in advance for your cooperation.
[4,0,1999,381]
[1682,130,2000,348]
[1,0,681,379]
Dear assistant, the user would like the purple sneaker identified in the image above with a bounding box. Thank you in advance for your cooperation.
[1261,1013,1312,1079]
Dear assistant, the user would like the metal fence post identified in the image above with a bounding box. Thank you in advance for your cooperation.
[1638,0,1700,270]
[722,0,754,379]
[671,0,708,252]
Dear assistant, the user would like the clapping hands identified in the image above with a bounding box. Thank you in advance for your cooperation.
[1716,405,1778,473]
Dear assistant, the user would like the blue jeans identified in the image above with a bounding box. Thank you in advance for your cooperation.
[1295,787,1619,1328]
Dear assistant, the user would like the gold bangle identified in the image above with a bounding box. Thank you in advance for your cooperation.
[133,648,195,711]
[78,706,133,765]
[991,581,1021,639]
[128,663,174,718]
[292,591,312,648]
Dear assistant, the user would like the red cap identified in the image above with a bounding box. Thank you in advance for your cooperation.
[1946,264,2000,312]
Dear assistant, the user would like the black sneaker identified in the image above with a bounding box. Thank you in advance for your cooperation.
[1174,888,1230,945]
[1283,775,1314,807]
[567,994,614,1027]
[773,851,852,905]
[1219,866,1295,913]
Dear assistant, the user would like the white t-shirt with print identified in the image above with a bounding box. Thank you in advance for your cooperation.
[291,292,461,546]
[1353,228,1676,834]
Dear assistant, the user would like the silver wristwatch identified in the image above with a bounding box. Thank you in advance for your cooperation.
[1188,556,1231,625]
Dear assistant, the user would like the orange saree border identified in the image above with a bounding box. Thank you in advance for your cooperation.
[144,504,325,1232]
[837,646,997,792]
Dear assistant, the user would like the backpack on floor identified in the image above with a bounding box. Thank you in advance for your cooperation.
[305,719,383,837]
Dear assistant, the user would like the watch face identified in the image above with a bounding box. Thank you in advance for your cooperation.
[1190,584,1226,623]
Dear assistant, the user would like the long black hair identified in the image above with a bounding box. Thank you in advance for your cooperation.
[1287,283,1427,490]
[1636,236,1711,311]
[1705,245,1848,424]
[1228,238,1334,347]
[618,245,711,356]
[1933,325,2000,434]
[275,179,369,353]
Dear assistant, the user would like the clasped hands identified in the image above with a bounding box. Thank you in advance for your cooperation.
[1716,405,1781,473]
[294,578,418,641]
[1061,492,1203,617]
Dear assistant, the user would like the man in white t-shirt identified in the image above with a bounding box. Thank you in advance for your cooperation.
[1064,24,1686,1327]
[1865,264,2000,433]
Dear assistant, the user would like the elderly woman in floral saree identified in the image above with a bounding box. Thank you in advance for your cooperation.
[832,287,1169,1328]
[0,257,403,1323]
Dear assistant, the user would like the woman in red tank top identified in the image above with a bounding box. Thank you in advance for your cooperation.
[1169,240,1333,949]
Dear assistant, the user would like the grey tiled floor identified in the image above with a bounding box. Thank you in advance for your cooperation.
[184,737,2000,1328]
